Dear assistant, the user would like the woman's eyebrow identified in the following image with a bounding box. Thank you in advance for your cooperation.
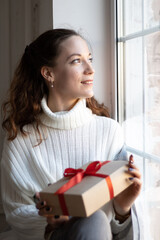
[66,53,81,61]
[66,53,92,61]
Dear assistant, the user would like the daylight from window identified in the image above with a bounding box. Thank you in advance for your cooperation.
[117,0,160,238]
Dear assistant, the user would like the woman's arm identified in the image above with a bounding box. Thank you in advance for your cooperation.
[1,140,47,240]
[104,120,142,239]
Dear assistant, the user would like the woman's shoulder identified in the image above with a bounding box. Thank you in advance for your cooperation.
[92,115,123,139]
[94,115,121,129]
[2,123,39,153]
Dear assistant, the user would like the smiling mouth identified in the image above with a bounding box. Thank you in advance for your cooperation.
[81,80,93,84]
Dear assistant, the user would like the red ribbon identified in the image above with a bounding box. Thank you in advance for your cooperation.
[54,161,114,215]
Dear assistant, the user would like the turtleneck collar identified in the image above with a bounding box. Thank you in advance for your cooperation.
[39,96,94,130]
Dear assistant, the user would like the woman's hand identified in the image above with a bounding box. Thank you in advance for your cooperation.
[34,192,69,232]
[113,155,142,216]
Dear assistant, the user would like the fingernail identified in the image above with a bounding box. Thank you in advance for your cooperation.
[128,168,134,171]
[54,215,60,219]
[46,207,50,211]
[33,195,40,204]
[130,160,134,164]
[129,177,134,180]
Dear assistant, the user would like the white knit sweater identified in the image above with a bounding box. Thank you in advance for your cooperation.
[1,98,139,240]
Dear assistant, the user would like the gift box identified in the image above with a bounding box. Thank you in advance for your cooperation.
[39,160,133,217]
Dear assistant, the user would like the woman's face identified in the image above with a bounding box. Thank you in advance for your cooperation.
[52,36,95,101]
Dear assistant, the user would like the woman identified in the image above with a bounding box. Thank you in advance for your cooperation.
[1,29,142,240]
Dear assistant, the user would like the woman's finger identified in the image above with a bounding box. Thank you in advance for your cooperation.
[36,200,47,210]
[127,162,139,171]
[33,192,41,204]
[38,205,53,216]
[128,163,139,171]
[128,176,142,189]
[47,215,69,225]
[128,154,137,169]
[129,155,134,164]
[128,168,141,179]
[127,155,139,171]
[47,216,57,224]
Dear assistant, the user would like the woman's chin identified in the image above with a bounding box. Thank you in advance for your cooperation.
[83,90,94,98]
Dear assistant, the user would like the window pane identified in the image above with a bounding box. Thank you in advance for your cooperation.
[124,0,142,35]
[145,159,160,188]
[121,38,143,151]
[144,0,160,29]
[145,158,160,239]
[144,32,160,156]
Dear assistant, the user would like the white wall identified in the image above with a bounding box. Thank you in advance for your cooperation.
[53,0,113,113]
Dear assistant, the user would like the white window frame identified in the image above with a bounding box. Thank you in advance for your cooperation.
[114,0,160,189]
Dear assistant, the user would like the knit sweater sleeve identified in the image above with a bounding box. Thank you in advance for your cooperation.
[101,119,137,239]
[1,137,47,240]
[104,120,142,240]
[101,118,126,161]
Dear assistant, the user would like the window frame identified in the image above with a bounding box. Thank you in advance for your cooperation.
[114,0,160,188]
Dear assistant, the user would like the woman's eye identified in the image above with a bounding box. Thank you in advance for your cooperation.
[89,57,93,63]
[71,59,80,64]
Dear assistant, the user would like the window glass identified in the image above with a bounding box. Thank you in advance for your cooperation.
[145,32,160,156]
[117,0,160,237]
[144,0,160,29]
[145,158,160,239]
[117,0,160,158]
[124,0,142,35]
[145,159,160,188]
[121,38,143,151]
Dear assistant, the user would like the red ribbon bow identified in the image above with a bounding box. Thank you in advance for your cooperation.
[55,161,114,215]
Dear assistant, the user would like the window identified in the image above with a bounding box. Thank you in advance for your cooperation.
[116,0,160,237]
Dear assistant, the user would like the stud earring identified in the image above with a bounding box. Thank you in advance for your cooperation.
[50,81,54,88]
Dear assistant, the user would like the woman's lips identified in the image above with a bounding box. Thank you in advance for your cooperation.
[81,80,93,84]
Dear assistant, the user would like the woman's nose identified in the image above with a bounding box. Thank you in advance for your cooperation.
[84,62,95,75]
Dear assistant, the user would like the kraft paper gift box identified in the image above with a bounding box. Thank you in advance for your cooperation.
[39,160,133,217]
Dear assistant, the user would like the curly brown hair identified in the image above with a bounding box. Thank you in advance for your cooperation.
[2,29,109,142]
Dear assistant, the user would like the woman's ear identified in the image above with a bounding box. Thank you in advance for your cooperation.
[41,66,54,83]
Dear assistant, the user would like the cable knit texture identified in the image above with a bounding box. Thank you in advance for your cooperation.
[0,97,137,240]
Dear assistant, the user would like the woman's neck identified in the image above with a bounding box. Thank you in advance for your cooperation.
[47,94,79,112]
